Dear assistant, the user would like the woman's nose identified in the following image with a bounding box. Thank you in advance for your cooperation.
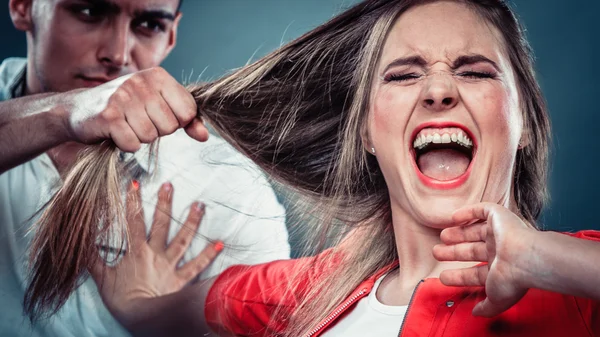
[421,73,459,112]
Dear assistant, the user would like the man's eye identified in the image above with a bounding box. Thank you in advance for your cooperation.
[137,20,166,33]
[69,5,103,22]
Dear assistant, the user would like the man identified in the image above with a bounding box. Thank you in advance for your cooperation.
[0,0,290,336]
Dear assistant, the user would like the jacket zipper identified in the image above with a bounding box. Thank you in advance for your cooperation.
[305,288,369,337]
[397,280,423,337]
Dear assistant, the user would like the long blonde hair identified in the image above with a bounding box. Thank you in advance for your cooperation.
[26,0,549,335]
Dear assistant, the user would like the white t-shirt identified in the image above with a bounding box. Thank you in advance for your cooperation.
[0,57,289,336]
[0,130,290,337]
[321,273,408,336]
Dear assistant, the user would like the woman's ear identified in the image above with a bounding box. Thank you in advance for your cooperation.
[518,128,530,149]
[360,122,376,155]
[9,0,34,32]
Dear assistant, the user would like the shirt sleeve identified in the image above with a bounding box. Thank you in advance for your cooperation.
[205,250,336,336]
[565,231,600,336]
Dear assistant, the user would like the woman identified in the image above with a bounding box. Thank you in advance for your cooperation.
[27,0,600,336]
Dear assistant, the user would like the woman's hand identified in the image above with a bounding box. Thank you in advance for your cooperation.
[89,181,223,330]
[432,202,539,317]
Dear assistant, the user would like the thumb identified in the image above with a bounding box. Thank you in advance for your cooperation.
[184,118,209,142]
[472,298,497,317]
[88,252,112,289]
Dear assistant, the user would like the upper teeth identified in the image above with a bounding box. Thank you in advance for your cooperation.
[413,128,473,150]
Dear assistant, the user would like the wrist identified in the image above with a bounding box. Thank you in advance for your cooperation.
[511,228,546,290]
[516,230,566,292]
[111,298,155,335]
[48,92,76,144]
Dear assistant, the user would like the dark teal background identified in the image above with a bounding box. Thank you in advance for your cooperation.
[2,1,599,232]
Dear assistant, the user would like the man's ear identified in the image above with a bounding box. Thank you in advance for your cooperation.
[9,0,34,32]
[162,12,182,59]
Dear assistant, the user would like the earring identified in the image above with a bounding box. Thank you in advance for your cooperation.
[371,147,376,154]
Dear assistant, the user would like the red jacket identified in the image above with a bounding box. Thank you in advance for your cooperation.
[205,230,600,336]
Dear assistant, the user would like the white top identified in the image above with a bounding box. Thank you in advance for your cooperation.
[321,273,408,336]
[0,57,289,336]
[0,129,290,336]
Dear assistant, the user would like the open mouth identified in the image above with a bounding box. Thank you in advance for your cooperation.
[410,124,476,188]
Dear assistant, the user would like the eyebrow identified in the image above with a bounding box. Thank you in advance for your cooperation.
[382,56,428,74]
[81,0,119,14]
[452,54,500,71]
[382,54,500,73]
[133,9,176,21]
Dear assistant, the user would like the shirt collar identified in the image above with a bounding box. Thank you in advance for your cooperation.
[10,67,26,99]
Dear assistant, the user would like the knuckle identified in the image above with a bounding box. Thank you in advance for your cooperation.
[181,270,195,280]
[196,257,210,269]
[151,66,166,74]
[177,237,189,248]
[187,217,201,229]
[139,124,159,142]
[181,107,196,124]
[166,118,179,133]
[126,73,145,87]
[147,67,167,79]
[113,87,133,103]
[157,118,179,136]
[186,213,200,226]
[170,245,184,258]
[126,142,141,153]
[207,249,218,259]
[100,106,122,123]
[157,190,170,203]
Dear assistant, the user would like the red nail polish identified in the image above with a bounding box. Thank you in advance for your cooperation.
[131,180,140,190]
[214,241,224,252]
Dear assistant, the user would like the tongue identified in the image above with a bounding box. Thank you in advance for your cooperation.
[417,149,470,181]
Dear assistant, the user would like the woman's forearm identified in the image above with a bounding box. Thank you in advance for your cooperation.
[125,277,217,337]
[523,231,600,300]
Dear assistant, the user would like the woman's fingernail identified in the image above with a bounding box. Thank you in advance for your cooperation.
[131,180,140,190]
[162,182,172,195]
[214,241,224,252]
[195,202,205,212]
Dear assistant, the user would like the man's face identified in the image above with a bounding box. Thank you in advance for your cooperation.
[13,0,181,93]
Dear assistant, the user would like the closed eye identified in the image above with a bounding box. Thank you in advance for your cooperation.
[457,71,496,79]
[384,73,422,82]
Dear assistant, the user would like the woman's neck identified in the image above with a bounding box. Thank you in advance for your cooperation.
[376,203,477,306]
[393,209,462,283]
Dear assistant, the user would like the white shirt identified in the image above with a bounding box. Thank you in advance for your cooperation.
[321,273,408,336]
[0,55,290,337]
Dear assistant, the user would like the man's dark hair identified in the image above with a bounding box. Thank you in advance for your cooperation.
[177,0,183,12]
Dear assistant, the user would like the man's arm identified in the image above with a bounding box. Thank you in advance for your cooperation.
[0,67,207,174]
[0,92,69,173]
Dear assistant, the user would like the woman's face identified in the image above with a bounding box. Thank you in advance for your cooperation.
[367,1,523,228]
